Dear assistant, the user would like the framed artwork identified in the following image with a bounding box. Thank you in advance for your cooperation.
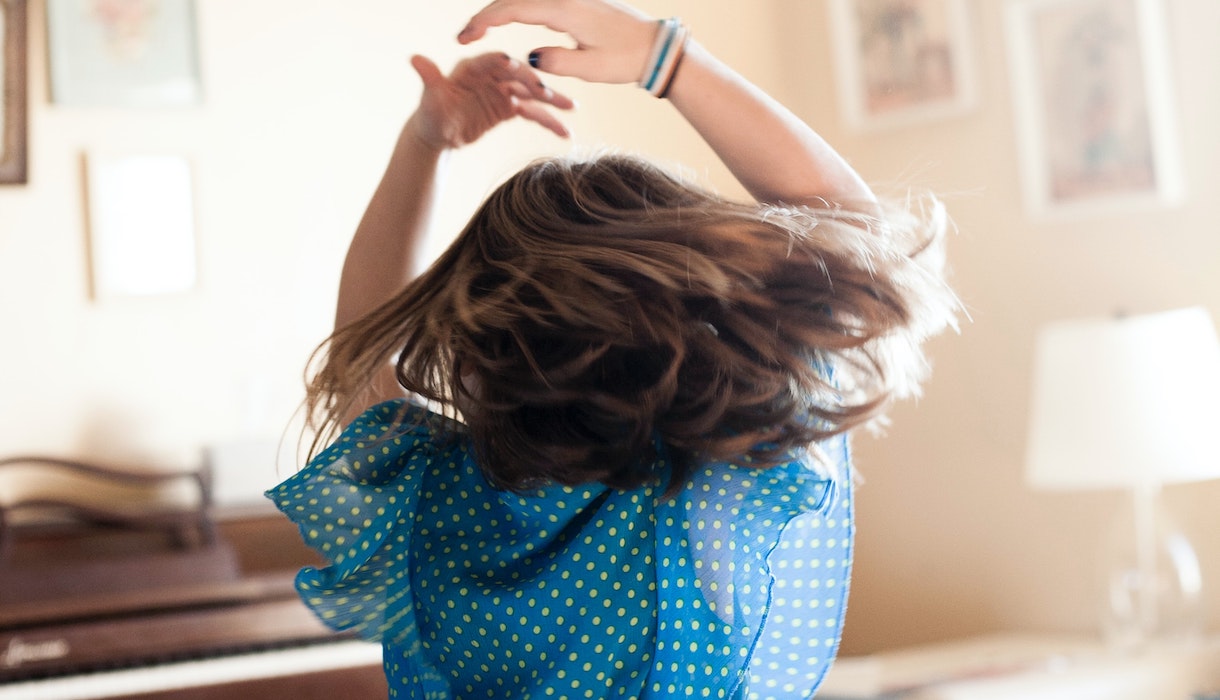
[828,0,978,130]
[1,0,27,184]
[1005,0,1185,218]
[85,154,197,299]
[46,0,202,106]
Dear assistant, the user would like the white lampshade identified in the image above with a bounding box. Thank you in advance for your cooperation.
[1026,307,1220,490]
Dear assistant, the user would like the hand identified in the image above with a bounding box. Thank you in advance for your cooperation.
[407,52,575,150]
[458,0,658,84]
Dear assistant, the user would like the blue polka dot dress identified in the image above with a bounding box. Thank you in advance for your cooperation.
[267,400,854,699]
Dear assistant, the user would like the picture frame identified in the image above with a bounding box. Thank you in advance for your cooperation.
[1,0,27,184]
[1005,0,1185,218]
[46,0,202,106]
[85,153,197,299]
[828,0,978,130]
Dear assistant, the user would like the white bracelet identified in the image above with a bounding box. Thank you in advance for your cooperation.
[639,18,689,98]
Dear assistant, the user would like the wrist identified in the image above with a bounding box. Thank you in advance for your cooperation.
[403,112,453,154]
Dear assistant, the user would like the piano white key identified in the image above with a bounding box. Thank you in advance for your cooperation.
[0,639,383,700]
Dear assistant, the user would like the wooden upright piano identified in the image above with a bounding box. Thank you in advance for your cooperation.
[0,457,387,699]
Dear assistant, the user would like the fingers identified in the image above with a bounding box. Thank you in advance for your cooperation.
[515,99,571,139]
[458,0,568,45]
[457,0,657,85]
[498,64,573,139]
[452,52,574,140]
[412,30,576,142]
[523,46,609,83]
[461,52,574,108]
[442,52,574,111]
[497,53,576,110]
[409,54,446,89]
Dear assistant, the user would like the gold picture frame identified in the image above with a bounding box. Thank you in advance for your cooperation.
[1,0,27,184]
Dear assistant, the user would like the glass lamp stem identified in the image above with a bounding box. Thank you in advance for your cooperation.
[1132,482,1161,639]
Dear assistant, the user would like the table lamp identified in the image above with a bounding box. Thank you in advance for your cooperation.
[1025,307,1220,649]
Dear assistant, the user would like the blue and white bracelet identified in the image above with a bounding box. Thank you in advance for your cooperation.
[639,18,690,98]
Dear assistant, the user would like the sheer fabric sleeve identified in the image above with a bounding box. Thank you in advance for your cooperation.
[265,400,440,646]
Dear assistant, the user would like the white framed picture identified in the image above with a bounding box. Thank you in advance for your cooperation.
[86,154,197,299]
[1005,0,1185,218]
[46,0,202,106]
[828,0,978,130]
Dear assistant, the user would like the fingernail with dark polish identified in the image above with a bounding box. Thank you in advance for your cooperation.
[528,50,541,68]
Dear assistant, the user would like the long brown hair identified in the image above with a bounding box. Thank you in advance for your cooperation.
[305,154,958,493]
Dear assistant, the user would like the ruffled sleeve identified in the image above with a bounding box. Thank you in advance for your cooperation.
[648,434,854,699]
[745,435,854,697]
[265,400,442,644]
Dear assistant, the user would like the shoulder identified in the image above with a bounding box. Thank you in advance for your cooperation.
[671,440,847,527]
[335,399,466,460]
[270,399,469,501]
[347,398,457,438]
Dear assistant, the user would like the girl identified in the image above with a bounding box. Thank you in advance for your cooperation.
[268,1,958,697]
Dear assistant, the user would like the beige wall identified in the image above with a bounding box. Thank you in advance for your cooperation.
[765,1,1220,653]
[0,0,773,499]
[2,0,1218,655]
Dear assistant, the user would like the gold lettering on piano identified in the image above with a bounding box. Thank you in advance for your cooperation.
[2,638,72,669]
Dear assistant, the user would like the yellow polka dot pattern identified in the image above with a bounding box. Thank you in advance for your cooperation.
[267,400,853,699]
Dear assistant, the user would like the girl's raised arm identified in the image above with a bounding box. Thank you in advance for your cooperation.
[459,0,873,206]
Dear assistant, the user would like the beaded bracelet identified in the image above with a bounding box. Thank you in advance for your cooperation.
[639,18,690,98]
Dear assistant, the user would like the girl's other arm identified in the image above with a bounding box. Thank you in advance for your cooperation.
[334,53,572,413]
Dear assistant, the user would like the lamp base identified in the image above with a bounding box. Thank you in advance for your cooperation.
[1101,485,1204,651]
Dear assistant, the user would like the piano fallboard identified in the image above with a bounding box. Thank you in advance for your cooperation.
[0,639,385,700]
[0,592,345,682]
